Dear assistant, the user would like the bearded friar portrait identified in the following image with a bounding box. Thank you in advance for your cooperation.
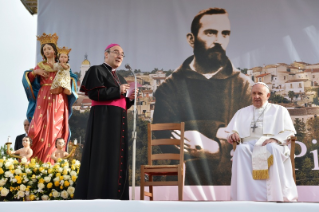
[153,7,253,185]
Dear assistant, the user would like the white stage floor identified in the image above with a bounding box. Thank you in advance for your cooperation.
[1,200,319,212]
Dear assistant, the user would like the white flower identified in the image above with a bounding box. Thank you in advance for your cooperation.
[60,180,65,185]
[74,160,80,166]
[23,177,29,184]
[69,180,74,186]
[17,190,25,198]
[61,190,69,199]
[44,176,51,183]
[15,169,22,175]
[1,187,9,196]
[58,167,63,173]
[63,166,69,170]
[25,191,30,196]
[70,171,77,176]
[20,184,27,191]
[63,175,70,181]
[11,178,17,183]
[21,157,28,164]
[0,178,7,186]
[38,183,45,189]
[67,186,75,195]
[52,190,60,198]
[0,162,3,167]
[4,171,13,178]
[41,195,49,200]
[25,168,32,174]
[53,177,60,182]
[4,161,13,168]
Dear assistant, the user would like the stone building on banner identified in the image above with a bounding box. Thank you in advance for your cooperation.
[246,61,316,103]
[125,70,166,120]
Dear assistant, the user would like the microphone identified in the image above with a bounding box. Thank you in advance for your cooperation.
[125,64,132,71]
[125,63,137,200]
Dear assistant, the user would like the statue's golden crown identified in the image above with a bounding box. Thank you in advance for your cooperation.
[57,46,72,55]
[37,33,59,46]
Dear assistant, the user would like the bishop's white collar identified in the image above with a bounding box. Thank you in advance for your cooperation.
[104,62,116,72]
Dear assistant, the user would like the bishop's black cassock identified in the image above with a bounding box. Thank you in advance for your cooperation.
[74,63,133,200]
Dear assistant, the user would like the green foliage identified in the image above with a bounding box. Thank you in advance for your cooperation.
[296,157,319,185]
[73,71,81,81]
[237,67,248,74]
[69,110,89,142]
[0,145,11,159]
[116,69,132,77]
[294,118,306,141]
[311,87,319,97]
[288,91,295,102]
[294,116,319,185]
[68,110,89,161]
[151,68,159,74]
[127,112,149,186]
[165,69,174,77]
[306,117,319,141]
[269,93,290,103]
[127,112,168,186]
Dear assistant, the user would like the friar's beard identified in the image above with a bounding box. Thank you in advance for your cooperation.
[193,39,229,74]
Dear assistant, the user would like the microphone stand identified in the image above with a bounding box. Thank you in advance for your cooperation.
[125,64,137,200]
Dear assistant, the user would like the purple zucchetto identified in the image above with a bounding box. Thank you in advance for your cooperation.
[105,43,120,51]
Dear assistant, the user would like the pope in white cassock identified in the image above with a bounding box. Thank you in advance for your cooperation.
[225,82,298,201]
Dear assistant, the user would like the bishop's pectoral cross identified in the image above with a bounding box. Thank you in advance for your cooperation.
[251,123,258,132]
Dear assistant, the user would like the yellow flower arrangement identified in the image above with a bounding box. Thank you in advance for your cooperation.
[0,157,80,201]
[47,183,53,189]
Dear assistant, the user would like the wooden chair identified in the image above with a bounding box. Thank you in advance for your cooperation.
[232,136,296,183]
[140,122,185,201]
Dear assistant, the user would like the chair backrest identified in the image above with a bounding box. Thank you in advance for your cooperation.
[148,122,185,165]
[289,136,296,183]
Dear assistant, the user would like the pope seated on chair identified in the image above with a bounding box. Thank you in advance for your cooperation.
[225,82,298,201]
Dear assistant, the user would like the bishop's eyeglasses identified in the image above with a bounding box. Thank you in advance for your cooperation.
[107,50,125,58]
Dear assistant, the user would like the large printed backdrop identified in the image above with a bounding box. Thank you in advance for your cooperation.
[38,0,319,200]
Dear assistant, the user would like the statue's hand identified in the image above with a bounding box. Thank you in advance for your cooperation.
[34,68,49,78]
